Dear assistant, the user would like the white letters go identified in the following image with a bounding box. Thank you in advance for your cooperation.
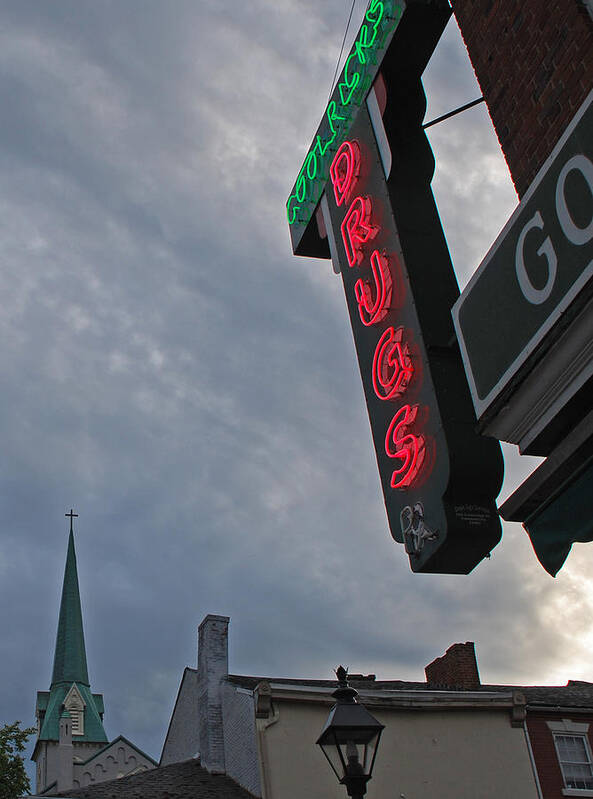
[515,153,593,305]
[556,154,593,245]
[515,211,557,304]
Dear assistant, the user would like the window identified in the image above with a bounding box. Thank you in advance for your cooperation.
[63,684,85,736]
[554,734,593,790]
[69,709,83,735]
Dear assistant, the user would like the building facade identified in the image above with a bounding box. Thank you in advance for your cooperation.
[158,614,593,799]
[526,690,593,797]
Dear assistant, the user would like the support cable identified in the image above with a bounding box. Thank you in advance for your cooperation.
[328,0,358,101]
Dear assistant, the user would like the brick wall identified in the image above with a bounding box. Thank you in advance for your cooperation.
[451,0,593,197]
[221,682,262,797]
[425,642,481,690]
[526,712,593,798]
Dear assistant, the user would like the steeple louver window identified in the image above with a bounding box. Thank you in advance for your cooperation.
[64,684,85,736]
[69,709,83,735]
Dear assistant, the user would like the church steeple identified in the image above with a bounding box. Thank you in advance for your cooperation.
[51,511,89,687]
[33,512,107,794]
[33,512,156,793]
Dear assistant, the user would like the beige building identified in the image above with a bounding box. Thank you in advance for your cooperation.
[251,682,538,799]
[161,614,541,799]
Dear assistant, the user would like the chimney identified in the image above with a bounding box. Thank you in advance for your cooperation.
[197,614,229,774]
[57,710,73,792]
[425,642,481,690]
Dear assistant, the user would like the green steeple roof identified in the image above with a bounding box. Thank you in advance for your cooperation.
[34,516,107,746]
[51,527,90,687]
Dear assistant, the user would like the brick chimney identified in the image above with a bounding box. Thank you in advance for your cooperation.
[425,642,481,690]
[197,614,230,774]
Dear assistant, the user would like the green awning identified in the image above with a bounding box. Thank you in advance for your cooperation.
[524,458,593,577]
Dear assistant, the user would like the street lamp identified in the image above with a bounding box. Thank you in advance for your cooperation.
[317,666,384,799]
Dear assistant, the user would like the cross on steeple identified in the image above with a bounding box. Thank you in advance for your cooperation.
[65,509,78,534]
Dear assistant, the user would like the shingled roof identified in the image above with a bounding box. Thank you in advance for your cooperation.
[53,758,255,799]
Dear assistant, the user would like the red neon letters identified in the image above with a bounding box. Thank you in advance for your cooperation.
[340,196,377,267]
[385,405,426,489]
[355,249,392,326]
[372,327,413,400]
[330,139,430,493]
[330,141,360,207]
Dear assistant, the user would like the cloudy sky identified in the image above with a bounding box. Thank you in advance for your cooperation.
[1,0,592,780]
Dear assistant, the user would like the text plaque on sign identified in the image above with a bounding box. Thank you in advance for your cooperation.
[453,89,593,421]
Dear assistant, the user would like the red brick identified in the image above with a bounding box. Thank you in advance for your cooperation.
[425,642,481,690]
[451,0,593,197]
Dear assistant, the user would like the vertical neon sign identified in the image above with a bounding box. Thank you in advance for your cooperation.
[288,1,504,574]
[330,141,428,492]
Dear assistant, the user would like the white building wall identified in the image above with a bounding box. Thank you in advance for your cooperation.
[160,668,200,766]
[35,740,105,794]
[221,682,261,796]
[36,741,59,793]
[73,740,153,788]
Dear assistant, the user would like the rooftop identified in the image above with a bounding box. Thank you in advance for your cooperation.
[49,758,255,799]
[222,674,593,709]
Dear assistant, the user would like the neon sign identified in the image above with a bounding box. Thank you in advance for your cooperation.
[288,1,504,573]
[329,141,431,492]
[385,404,426,489]
[330,141,361,207]
[372,326,413,399]
[341,196,378,267]
[286,0,405,232]
[355,249,393,326]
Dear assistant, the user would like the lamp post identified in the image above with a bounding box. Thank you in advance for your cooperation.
[317,667,384,799]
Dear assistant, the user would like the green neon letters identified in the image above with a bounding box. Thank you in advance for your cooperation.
[287,0,403,227]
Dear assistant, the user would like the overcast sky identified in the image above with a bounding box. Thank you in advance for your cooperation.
[1,0,592,781]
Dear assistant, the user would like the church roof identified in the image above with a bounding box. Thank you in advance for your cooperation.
[36,691,50,712]
[51,529,89,687]
[37,682,108,744]
[36,690,104,717]
[75,735,158,768]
